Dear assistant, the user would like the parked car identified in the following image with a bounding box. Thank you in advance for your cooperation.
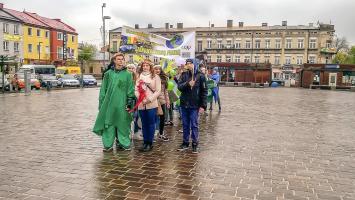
[16,73,41,90]
[0,73,10,91]
[79,75,98,86]
[39,74,60,87]
[58,75,80,87]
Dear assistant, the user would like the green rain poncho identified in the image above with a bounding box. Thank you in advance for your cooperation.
[93,68,135,148]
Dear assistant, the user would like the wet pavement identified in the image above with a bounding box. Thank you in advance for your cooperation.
[0,87,355,200]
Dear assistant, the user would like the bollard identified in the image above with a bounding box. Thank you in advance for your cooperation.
[47,81,52,91]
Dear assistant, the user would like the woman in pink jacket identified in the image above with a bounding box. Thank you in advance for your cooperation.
[135,59,161,152]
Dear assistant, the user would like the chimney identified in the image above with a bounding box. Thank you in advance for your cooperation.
[239,22,244,27]
[211,24,214,28]
[262,23,268,27]
[177,23,183,29]
[148,23,153,29]
[227,20,233,28]
[282,21,287,26]
[0,3,4,9]
[165,23,169,29]
[134,24,139,29]
[309,23,314,27]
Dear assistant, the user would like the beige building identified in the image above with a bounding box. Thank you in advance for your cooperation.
[109,20,336,80]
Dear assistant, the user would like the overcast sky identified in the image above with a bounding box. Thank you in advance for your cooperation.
[3,0,355,46]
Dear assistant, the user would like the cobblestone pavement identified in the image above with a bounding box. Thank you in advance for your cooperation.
[0,88,355,200]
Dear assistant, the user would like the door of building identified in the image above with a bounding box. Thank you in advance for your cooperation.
[329,73,337,87]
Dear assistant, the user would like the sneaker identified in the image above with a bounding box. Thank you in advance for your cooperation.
[192,144,198,154]
[177,129,183,133]
[158,134,169,142]
[178,143,189,151]
[102,147,113,152]
[133,133,144,141]
[139,143,153,152]
[165,121,174,126]
[117,145,131,151]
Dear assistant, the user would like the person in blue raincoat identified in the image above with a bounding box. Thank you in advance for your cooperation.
[209,67,221,111]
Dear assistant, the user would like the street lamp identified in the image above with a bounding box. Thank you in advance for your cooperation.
[102,3,111,69]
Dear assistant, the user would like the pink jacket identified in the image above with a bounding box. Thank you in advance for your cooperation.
[135,73,161,110]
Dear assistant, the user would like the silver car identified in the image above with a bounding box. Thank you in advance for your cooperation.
[58,75,80,87]
[39,74,60,87]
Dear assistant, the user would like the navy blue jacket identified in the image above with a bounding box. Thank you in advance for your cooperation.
[178,70,208,110]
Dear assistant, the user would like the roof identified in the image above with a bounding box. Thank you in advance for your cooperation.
[3,8,49,28]
[24,12,77,34]
[110,25,325,33]
[0,9,21,22]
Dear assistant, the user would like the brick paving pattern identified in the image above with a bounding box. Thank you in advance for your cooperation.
[0,88,355,200]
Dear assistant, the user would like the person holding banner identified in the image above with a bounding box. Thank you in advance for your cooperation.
[177,59,208,153]
[135,59,161,152]
[93,53,135,152]
[154,65,170,142]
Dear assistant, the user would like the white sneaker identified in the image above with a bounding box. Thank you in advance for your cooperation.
[133,133,143,141]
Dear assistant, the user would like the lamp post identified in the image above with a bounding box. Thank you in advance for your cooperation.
[102,3,111,69]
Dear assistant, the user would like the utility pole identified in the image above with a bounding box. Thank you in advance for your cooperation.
[102,3,111,70]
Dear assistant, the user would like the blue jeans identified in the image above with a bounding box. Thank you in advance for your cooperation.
[181,107,199,144]
[139,108,157,143]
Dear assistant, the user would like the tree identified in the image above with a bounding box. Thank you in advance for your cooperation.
[333,46,355,64]
[78,43,96,87]
[334,36,349,53]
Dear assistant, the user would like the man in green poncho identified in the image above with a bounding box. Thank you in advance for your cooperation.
[93,53,135,152]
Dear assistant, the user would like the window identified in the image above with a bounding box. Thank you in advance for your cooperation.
[285,56,291,64]
[145,55,149,59]
[297,56,303,65]
[265,40,271,49]
[245,40,251,49]
[235,56,241,63]
[37,29,41,37]
[71,49,75,58]
[14,42,19,52]
[72,35,75,42]
[309,56,316,63]
[309,39,317,49]
[235,40,241,48]
[14,24,19,35]
[265,56,270,63]
[129,55,133,62]
[57,46,63,59]
[244,56,251,63]
[217,55,222,63]
[57,32,63,40]
[217,40,222,49]
[45,46,50,54]
[45,31,49,38]
[275,56,280,65]
[286,39,292,49]
[275,39,281,49]
[28,44,33,53]
[326,42,331,48]
[112,41,118,52]
[226,40,232,48]
[207,55,211,63]
[3,23,9,33]
[255,56,260,63]
[197,40,202,52]
[3,41,9,51]
[298,39,304,49]
[226,55,231,62]
[28,27,32,36]
[255,40,261,49]
[154,56,158,63]
[207,40,212,49]
[89,67,94,74]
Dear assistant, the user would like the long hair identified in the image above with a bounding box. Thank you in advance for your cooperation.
[138,59,155,79]
[154,65,168,89]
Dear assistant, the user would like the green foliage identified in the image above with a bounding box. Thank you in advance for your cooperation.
[333,46,355,64]
[78,43,96,62]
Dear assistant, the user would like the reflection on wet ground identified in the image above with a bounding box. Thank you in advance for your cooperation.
[0,88,355,200]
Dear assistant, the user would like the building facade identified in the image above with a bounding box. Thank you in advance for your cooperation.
[0,8,23,73]
[109,21,336,83]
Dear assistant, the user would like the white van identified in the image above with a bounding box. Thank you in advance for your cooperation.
[17,65,56,75]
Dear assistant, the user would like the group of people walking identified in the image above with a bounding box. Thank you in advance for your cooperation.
[93,53,221,154]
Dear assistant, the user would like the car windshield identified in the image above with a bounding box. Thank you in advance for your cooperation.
[83,75,95,79]
[16,73,36,79]
[62,75,75,80]
[41,75,57,80]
